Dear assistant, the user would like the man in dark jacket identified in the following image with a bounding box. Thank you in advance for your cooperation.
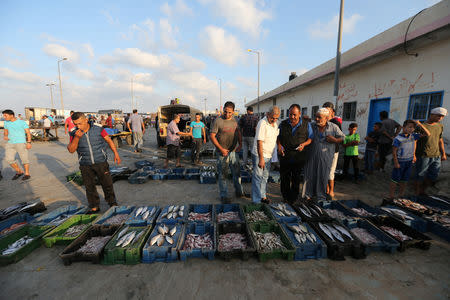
[239,106,259,166]
[67,112,121,213]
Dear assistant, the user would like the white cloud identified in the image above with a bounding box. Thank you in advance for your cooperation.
[82,44,95,58]
[308,13,363,40]
[169,71,217,92]
[199,26,245,66]
[0,67,41,83]
[0,47,30,69]
[159,19,178,49]
[101,10,119,25]
[100,48,171,69]
[172,53,206,71]
[40,33,72,45]
[42,43,80,62]
[75,68,95,80]
[236,76,256,88]
[161,0,193,17]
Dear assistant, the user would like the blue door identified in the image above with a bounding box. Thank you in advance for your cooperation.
[367,98,391,135]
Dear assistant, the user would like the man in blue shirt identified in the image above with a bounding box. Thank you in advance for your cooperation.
[190,113,206,165]
[2,109,32,181]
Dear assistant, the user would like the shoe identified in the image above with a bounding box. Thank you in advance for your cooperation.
[22,175,31,181]
[261,198,270,204]
[87,207,100,214]
[12,173,24,180]
[220,196,231,204]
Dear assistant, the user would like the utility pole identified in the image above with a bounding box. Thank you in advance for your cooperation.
[333,0,344,114]
[46,83,55,110]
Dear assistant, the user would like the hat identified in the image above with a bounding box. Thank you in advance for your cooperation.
[430,107,447,116]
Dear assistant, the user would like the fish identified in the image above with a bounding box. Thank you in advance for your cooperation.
[121,231,136,247]
[168,206,174,213]
[1,235,34,255]
[165,235,174,245]
[178,211,184,217]
[294,233,303,244]
[325,224,345,243]
[333,224,353,240]
[217,211,241,222]
[142,210,150,220]
[350,228,379,244]
[313,205,323,215]
[135,207,143,217]
[116,232,131,247]
[150,234,162,246]
[287,224,300,234]
[299,207,312,218]
[162,224,169,235]
[218,233,247,251]
[116,226,129,240]
[381,207,414,221]
[297,224,308,233]
[160,212,168,219]
[140,207,148,215]
[157,235,165,246]
[173,205,179,212]
[301,204,311,214]
[307,233,317,243]
[158,226,165,235]
[149,207,156,217]
[318,222,334,241]
[179,206,185,211]
[169,226,177,236]
[132,231,144,244]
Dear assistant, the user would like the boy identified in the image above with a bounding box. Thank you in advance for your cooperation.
[364,122,381,174]
[388,120,430,199]
[190,113,206,165]
[343,123,360,182]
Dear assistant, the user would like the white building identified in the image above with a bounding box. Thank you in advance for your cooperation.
[246,1,450,143]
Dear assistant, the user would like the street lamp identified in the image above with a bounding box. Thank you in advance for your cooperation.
[46,83,55,109]
[58,57,68,115]
[247,49,260,116]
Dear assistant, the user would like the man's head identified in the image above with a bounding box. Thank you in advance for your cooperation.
[267,106,280,124]
[315,108,330,126]
[247,106,254,115]
[43,115,47,119]
[429,107,447,123]
[223,101,235,120]
[288,104,301,125]
[323,102,335,119]
[195,113,201,122]
[402,120,416,135]
[379,111,388,120]
[2,109,15,121]
[374,122,382,131]
[133,109,138,114]
[72,112,89,131]
[173,114,181,124]
[348,122,358,135]
[108,113,111,116]
[70,111,74,115]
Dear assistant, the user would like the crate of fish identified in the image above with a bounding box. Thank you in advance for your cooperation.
[187,204,214,223]
[0,201,46,222]
[344,219,399,255]
[216,222,256,261]
[371,216,431,252]
[243,203,277,224]
[248,222,295,262]
[0,225,51,266]
[60,225,118,265]
[30,204,88,228]
[199,171,217,184]
[179,222,216,261]
[167,167,185,180]
[156,205,187,225]
[184,168,201,180]
[319,201,356,223]
[292,202,333,223]
[125,206,160,227]
[151,169,171,180]
[0,213,35,238]
[281,222,327,261]
[42,214,99,247]
[337,200,384,219]
[215,204,245,223]
[308,221,366,260]
[142,223,184,263]
[269,203,301,223]
[416,195,450,211]
[135,160,154,169]
[383,198,433,216]
[92,206,134,228]
[102,225,152,265]
[240,170,252,183]
[380,205,428,233]
[128,170,151,184]
[422,214,450,242]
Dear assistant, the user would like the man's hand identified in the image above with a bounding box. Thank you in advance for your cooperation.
[114,153,121,165]
[394,162,400,169]
[203,138,206,144]
[74,129,84,138]
[326,135,337,143]
[442,154,447,161]
[413,156,417,163]
[65,130,68,135]
[220,148,230,156]
[26,143,32,150]
[296,143,305,152]
[278,145,285,156]
[258,158,265,169]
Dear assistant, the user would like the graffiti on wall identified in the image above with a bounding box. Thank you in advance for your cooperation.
[368,72,436,99]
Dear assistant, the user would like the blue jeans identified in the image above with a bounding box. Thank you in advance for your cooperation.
[251,154,271,203]
[415,156,441,181]
[364,149,376,172]
[217,152,243,198]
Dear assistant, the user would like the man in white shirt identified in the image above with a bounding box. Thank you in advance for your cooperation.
[251,106,280,203]
[43,115,54,138]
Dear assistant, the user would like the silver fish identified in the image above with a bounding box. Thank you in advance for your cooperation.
[287,224,300,234]
[157,235,165,246]
[301,204,311,214]
[297,224,308,233]
[117,226,129,240]
[165,235,174,245]
[325,225,345,243]
[162,224,169,235]
[180,205,185,211]
[142,210,150,220]
[150,234,162,246]
[132,231,144,244]
[160,212,168,219]
[319,222,334,241]
[158,226,165,235]
[135,207,143,217]
[313,205,323,215]
[168,206,174,213]
[294,233,303,244]
[173,205,179,212]
[169,226,177,236]
[307,233,317,243]
[121,231,136,247]
[149,207,156,217]
[299,207,312,218]
[116,232,131,247]
[179,211,184,217]
[333,224,353,240]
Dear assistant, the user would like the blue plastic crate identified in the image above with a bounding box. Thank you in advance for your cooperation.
[269,203,301,223]
[31,205,87,227]
[128,170,151,184]
[214,204,244,223]
[187,204,214,223]
[240,170,251,183]
[93,206,135,226]
[0,213,35,238]
[199,173,216,184]
[338,200,384,218]
[425,219,450,242]
[167,168,185,180]
[179,223,215,261]
[156,205,187,225]
[141,223,184,263]
[380,205,428,233]
[135,160,154,169]
[125,206,160,227]
[344,219,399,254]
[151,169,170,180]
[184,168,200,180]
[281,222,327,261]
[142,166,155,172]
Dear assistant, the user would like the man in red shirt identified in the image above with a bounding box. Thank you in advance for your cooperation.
[64,111,75,135]
[106,113,113,128]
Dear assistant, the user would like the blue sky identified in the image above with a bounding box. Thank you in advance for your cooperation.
[0,0,441,114]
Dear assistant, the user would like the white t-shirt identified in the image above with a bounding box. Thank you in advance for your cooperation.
[43,118,51,128]
[252,117,279,159]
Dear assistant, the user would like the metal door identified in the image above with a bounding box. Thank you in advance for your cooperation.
[367,98,390,135]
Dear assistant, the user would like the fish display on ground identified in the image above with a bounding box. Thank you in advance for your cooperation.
[1,235,34,255]
[270,203,298,218]
[317,222,354,243]
[77,236,111,254]
[188,212,211,222]
[351,208,375,217]
[218,233,248,251]
[350,228,380,245]
[324,209,347,220]
[297,203,326,219]
[285,223,317,244]
[393,199,428,214]
[160,205,185,220]
[246,210,270,222]
[217,211,241,222]
[104,214,129,225]
[380,226,412,241]
[200,171,216,178]
[114,228,146,248]
[182,233,213,250]
[133,207,156,221]
[423,214,450,228]
[63,224,89,237]
[253,231,286,251]
[0,222,27,236]
[381,207,414,221]
[149,225,178,247]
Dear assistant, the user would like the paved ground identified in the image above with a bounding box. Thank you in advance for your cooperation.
[0,128,449,300]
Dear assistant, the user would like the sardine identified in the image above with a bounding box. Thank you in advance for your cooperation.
[149,207,156,217]
[121,231,136,247]
[307,233,317,243]
[150,234,162,246]
[132,231,144,244]
[333,224,353,240]
[135,207,143,217]
[319,222,334,241]
[117,226,129,240]
[165,235,174,245]
[162,224,169,235]
[169,226,177,236]
[168,206,174,213]
[313,205,323,215]
[157,235,165,246]
[116,232,131,247]
[142,210,150,220]
[173,205,179,212]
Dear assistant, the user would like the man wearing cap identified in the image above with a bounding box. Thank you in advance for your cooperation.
[415,107,447,195]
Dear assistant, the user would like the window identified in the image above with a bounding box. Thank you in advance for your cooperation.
[408,91,443,120]
[280,109,284,119]
[311,106,319,116]
[302,107,308,116]
[343,101,357,121]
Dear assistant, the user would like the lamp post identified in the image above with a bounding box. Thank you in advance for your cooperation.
[58,57,68,114]
[247,49,260,116]
[333,0,344,114]
[46,83,55,110]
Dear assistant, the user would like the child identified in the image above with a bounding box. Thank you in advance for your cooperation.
[343,123,360,182]
[388,120,430,199]
[364,122,381,174]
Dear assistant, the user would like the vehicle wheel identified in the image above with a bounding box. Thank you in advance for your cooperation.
[126,134,133,145]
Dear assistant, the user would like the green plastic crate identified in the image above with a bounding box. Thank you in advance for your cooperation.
[0,225,52,266]
[102,225,152,265]
[242,203,277,225]
[248,222,296,262]
[42,214,100,248]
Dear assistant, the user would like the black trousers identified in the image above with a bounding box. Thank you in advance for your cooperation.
[44,128,54,137]
[80,162,117,208]
[378,143,391,170]
[280,158,305,203]
[343,155,359,180]
[191,138,202,162]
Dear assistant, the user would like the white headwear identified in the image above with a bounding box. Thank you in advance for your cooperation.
[430,107,447,116]
[317,107,330,116]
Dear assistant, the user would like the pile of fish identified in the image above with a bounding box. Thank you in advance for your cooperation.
[110,166,129,174]
[47,214,72,226]
[381,207,414,221]
[200,171,216,178]
[149,224,177,247]
[270,203,298,218]
[0,222,27,236]
[253,232,286,251]
[246,210,270,222]
[188,212,211,222]
[317,222,354,243]
[296,203,326,219]
[0,202,41,221]
[393,199,428,214]
[380,226,412,241]
[201,166,216,172]
[285,223,317,244]
[63,224,89,237]
[133,206,157,221]
[324,209,347,220]
[182,233,213,250]
[351,208,375,217]
[217,211,241,222]
[423,214,450,228]
[77,236,111,254]
[350,228,380,245]
[160,205,185,220]
[218,233,248,251]
[1,235,34,255]
[104,214,130,225]
[114,226,145,248]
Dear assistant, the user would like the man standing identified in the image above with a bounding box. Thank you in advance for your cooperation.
[210,101,246,203]
[43,115,54,138]
[378,111,401,171]
[322,102,341,199]
[67,112,121,213]
[65,111,75,135]
[127,109,145,153]
[2,109,32,181]
[123,113,131,132]
[277,104,313,203]
[106,113,114,129]
[251,106,280,203]
[190,113,206,165]
[415,107,447,195]
[239,106,259,167]
[164,114,192,168]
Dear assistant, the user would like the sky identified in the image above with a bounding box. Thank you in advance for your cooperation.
[0,0,442,115]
